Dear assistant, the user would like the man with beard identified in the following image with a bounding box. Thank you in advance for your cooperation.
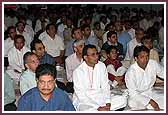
[125,45,164,111]
[17,64,75,111]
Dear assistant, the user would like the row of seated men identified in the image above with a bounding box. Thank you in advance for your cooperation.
[4,31,164,111]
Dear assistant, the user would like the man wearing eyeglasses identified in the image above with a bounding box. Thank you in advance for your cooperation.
[73,44,127,111]
[20,52,40,95]
[17,63,75,111]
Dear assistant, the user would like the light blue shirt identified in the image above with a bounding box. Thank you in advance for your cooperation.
[20,69,37,95]
[118,31,132,56]
[4,72,16,105]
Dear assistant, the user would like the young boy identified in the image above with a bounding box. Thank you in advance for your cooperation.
[104,46,126,88]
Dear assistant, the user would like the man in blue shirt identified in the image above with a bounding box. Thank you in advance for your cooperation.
[30,39,55,65]
[17,64,75,111]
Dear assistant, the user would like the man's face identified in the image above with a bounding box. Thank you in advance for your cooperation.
[47,25,56,37]
[73,29,82,40]
[37,75,55,97]
[83,27,91,37]
[108,34,117,44]
[75,43,84,55]
[25,54,40,72]
[34,43,45,58]
[135,51,149,70]
[136,31,144,40]
[8,28,16,40]
[66,19,72,27]
[17,22,25,32]
[143,39,152,49]
[14,37,25,50]
[85,48,99,66]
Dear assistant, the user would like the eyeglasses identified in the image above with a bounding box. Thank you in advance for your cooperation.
[38,80,55,86]
[87,52,99,57]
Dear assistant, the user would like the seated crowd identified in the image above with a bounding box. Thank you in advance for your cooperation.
[4,4,164,111]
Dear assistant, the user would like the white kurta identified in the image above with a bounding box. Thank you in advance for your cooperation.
[125,60,164,110]
[16,30,33,48]
[73,61,111,111]
[6,46,30,81]
[124,38,142,61]
[42,34,65,57]
[107,64,127,87]
[25,24,34,39]
[4,37,14,57]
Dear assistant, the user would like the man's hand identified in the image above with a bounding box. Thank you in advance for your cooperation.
[55,56,64,64]
[149,99,160,111]
[97,103,111,111]
[115,76,124,86]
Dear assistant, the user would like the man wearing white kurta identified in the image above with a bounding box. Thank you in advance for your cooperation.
[6,35,30,83]
[16,22,33,49]
[4,26,16,58]
[41,24,65,64]
[73,44,127,111]
[125,45,164,111]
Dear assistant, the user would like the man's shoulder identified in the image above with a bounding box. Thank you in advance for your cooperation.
[8,46,15,54]
[73,61,85,71]
[44,52,53,58]
[128,38,135,44]
[53,87,68,98]
[4,37,11,42]
[126,62,137,71]
[55,34,63,41]
[19,87,38,100]
[65,53,75,62]
[117,42,123,47]
[96,61,106,68]
[20,70,35,80]
[148,59,158,65]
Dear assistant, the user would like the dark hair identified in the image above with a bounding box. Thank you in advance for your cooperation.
[35,63,57,80]
[23,52,37,65]
[30,39,44,51]
[141,34,152,44]
[133,45,150,58]
[100,15,106,21]
[82,44,97,60]
[71,27,81,35]
[14,35,25,43]
[15,21,25,27]
[46,23,56,31]
[7,26,16,34]
[107,31,117,38]
[94,22,100,28]
[135,28,144,35]
[81,24,90,31]
[106,46,118,54]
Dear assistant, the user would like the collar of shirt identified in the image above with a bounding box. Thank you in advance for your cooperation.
[107,41,117,46]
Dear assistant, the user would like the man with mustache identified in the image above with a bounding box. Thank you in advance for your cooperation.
[17,64,75,111]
